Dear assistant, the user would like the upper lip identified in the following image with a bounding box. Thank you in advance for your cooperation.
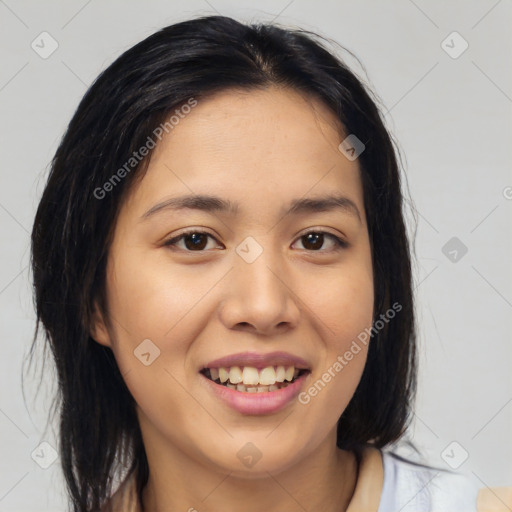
[201,351,311,370]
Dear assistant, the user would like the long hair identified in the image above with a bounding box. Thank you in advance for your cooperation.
[29,15,417,511]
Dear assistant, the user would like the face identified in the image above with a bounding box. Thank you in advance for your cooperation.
[91,86,374,477]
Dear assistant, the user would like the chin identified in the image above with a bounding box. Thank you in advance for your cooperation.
[200,436,308,478]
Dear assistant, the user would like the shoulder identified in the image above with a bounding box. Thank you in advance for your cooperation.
[377,449,478,512]
[377,449,512,512]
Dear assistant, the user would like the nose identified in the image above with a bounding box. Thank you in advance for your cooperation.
[218,244,301,336]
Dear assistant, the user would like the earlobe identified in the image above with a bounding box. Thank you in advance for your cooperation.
[89,301,112,348]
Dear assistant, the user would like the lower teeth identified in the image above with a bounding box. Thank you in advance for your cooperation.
[215,379,293,392]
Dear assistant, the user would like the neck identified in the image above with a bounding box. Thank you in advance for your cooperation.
[139,416,358,512]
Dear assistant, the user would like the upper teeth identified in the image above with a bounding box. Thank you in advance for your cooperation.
[209,366,300,386]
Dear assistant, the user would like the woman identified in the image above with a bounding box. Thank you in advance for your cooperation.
[29,14,505,512]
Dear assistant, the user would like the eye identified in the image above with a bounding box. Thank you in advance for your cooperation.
[163,230,221,251]
[292,230,348,252]
[162,229,348,252]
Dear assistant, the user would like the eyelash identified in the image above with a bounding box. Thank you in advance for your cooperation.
[162,229,348,253]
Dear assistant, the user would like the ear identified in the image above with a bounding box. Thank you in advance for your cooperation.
[89,300,113,348]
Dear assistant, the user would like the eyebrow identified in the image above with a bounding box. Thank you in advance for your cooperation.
[140,193,361,222]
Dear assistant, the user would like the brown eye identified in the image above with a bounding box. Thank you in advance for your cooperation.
[293,231,348,252]
[163,229,347,253]
[302,232,324,250]
[163,231,220,251]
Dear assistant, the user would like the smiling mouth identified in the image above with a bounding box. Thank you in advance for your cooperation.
[200,366,310,393]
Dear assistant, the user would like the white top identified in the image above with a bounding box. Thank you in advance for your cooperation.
[378,450,479,511]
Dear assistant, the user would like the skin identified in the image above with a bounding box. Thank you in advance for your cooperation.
[91,85,374,512]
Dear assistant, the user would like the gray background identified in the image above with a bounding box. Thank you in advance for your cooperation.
[0,0,511,510]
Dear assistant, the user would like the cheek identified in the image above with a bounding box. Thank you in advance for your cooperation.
[103,253,207,436]
[300,259,374,349]
[105,246,219,342]
[293,256,373,422]
[324,271,373,395]
[102,249,210,400]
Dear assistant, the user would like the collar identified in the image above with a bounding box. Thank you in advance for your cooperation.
[347,446,384,512]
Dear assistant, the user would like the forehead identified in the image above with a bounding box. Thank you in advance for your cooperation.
[122,86,363,221]
[162,86,346,155]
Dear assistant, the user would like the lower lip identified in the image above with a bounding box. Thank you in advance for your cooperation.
[199,372,310,415]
